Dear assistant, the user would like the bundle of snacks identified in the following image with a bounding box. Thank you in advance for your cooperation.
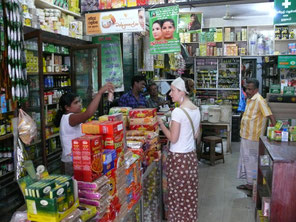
[18,109,37,145]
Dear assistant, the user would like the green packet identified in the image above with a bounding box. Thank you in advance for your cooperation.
[274,120,283,130]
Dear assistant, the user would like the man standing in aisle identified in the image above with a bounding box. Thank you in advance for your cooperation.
[237,78,276,193]
[118,75,147,108]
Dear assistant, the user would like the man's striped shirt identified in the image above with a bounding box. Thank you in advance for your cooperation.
[240,93,272,141]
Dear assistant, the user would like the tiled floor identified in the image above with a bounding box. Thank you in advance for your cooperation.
[198,142,256,222]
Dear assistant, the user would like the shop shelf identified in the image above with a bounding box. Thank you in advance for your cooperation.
[0,133,13,141]
[43,72,70,75]
[27,72,39,75]
[257,184,270,199]
[0,171,14,180]
[47,149,62,159]
[35,0,81,18]
[44,86,71,91]
[121,198,141,222]
[46,133,59,140]
[0,158,12,164]
[275,39,296,42]
[42,51,70,56]
[259,165,272,192]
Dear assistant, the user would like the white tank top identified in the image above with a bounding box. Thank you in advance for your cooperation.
[60,113,84,162]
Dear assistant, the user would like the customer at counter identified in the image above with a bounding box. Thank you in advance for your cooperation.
[237,78,276,194]
[118,75,147,108]
[158,77,200,222]
[146,82,167,109]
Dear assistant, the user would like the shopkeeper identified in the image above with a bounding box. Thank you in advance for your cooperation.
[54,83,114,175]
[146,82,167,108]
[118,75,147,108]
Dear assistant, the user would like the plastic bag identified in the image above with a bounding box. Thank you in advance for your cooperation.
[18,109,37,145]
[9,211,28,222]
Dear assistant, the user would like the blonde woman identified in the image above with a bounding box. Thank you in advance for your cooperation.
[158,77,201,221]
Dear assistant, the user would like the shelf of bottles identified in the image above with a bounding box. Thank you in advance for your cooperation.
[218,58,240,89]
[262,56,280,98]
[24,38,43,150]
[0,137,14,177]
[196,58,217,89]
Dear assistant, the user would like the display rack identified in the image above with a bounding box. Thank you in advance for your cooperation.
[122,160,162,222]
[35,0,81,17]
[256,136,296,222]
[23,29,98,172]
[194,56,241,114]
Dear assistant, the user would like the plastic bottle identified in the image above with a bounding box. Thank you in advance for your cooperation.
[257,35,264,56]
[249,30,257,56]
[282,128,289,142]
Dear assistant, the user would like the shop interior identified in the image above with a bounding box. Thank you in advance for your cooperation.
[0,0,296,221]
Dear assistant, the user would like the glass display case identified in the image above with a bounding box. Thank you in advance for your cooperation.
[72,46,101,108]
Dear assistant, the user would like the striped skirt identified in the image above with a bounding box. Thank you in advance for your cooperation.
[167,151,198,222]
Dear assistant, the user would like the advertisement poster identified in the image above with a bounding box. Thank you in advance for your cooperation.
[148,6,180,54]
[86,8,145,35]
[178,13,202,33]
[278,55,296,68]
[274,0,296,24]
[93,35,124,92]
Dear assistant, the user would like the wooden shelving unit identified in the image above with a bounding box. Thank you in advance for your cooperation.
[256,137,296,222]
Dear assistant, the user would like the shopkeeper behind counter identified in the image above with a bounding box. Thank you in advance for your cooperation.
[146,82,167,109]
[118,75,147,108]
[54,83,114,175]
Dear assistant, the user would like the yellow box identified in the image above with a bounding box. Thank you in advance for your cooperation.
[224,28,231,41]
[27,199,79,222]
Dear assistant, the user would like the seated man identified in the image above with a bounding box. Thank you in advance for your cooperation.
[118,75,147,108]
[146,82,166,109]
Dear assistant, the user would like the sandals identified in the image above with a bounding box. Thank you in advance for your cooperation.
[236,184,253,191]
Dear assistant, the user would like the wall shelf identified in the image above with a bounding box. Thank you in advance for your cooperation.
[35,0,81,18]
[0,133,13,141]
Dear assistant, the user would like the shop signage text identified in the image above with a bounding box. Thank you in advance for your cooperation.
[274,0,296,24]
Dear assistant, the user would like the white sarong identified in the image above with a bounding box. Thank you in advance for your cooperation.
[237,138,259,185]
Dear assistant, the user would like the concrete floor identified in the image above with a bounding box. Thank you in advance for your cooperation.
[198,142,256,222]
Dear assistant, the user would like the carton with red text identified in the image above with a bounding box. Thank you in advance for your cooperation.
[80,135,103,182]
[103,131,124,149]
[128,108,157,118]
[72,137,84,181]
[99,121,123,135]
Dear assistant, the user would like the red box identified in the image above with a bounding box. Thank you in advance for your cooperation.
[128,108,157,118]
[137,0,148,5]
[99,121,124,135]
[103,131,124,149]
[72,137,84,181]
[80,135,103,182]
[81,121,101,134]
[128,122,158,131]
[108,113,123,121]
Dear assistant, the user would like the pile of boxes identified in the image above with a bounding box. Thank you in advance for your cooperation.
[267,120,296,142]
[23,174,79,222]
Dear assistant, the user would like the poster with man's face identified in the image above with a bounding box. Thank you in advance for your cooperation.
[179,13,203,33]
[148,6,180,54]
